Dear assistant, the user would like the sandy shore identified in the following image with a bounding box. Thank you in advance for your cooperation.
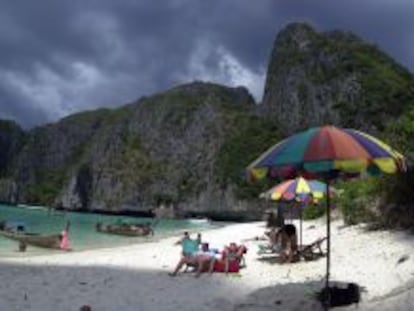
[1,218,414,311]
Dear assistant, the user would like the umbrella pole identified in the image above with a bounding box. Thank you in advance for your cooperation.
[325,178,331,307]
[300,202,303,248]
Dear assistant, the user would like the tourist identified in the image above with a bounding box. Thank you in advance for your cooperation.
[194,242,217,277]
[280,224,298,263]
[59,221,72,251]
[169,232,200,276]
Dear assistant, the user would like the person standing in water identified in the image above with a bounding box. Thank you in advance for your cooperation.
[59,221,72,251]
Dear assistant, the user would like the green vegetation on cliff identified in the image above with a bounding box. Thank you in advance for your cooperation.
[326,40,414,129]
[215,114,281,199]
[26,168,66,205]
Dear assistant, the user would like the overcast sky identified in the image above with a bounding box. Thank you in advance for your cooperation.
[0,0,413,127]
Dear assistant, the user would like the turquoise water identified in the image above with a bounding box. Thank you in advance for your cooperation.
[0,204,215,257]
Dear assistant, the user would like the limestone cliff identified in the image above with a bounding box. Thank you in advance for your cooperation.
[261,23,414,135]
[0,120,25,202]
[1,82,274,219]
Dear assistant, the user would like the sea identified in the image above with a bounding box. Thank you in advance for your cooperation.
[0,204,216,257]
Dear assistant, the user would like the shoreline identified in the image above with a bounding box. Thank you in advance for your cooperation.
[1,219,414,310]
[3,202,261,223]
[0,222,222,260]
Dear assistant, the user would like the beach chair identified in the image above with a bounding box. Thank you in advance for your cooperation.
[297,237,327,261]
[213,243,248,273]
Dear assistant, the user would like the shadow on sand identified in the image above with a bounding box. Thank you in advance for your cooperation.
[234,280,364,311]
[0,261,248,311]
[256,254,283,265]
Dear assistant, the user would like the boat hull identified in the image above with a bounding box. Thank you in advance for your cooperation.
[0,230,61,249]
[95,223,152,237]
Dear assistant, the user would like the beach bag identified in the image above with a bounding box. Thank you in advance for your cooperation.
[317,283,360,307]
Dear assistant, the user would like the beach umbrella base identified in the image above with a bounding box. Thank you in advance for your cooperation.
[316,282,361,309]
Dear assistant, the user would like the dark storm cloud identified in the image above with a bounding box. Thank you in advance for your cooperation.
[0,79,49,127]
[0,0,413,127]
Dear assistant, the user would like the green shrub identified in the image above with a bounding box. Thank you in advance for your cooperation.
[336,179,379,225]
[303,203,325,220]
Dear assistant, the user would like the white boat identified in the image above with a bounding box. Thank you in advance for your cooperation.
[18,204,47,211]
[187,218,210,224]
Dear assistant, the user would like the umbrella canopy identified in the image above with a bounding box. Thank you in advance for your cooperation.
[262,177,334,201]
[247,125,406,180]
[246,125,406,307]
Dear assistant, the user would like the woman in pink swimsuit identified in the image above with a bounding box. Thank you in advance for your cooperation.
[59,222,72,251]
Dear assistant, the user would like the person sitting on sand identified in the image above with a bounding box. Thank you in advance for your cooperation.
[193,242,217,278]
[280,224,298,263]
[222,243,247,273]
[169,233,200,276]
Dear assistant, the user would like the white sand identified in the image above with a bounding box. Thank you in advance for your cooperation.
[1,219,414,311]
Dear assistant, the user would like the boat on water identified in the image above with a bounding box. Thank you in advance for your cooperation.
[0,220,71,251]
[95,222,154,237]
[17,203,48,211]
[187,218,210,224]
[0,230,63,250]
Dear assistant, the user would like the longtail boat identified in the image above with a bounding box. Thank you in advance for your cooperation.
[0,230,62,250]
[95,222,154,237]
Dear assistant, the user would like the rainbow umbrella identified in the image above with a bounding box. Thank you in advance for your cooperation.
[247,126,405,180]
[263,177,334,201]
[246,125,406,306]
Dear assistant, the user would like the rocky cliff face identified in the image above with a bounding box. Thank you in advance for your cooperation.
[0,121,26,175]
[0,120,25,203]
[261,23,414,135]
[1,82,272,219]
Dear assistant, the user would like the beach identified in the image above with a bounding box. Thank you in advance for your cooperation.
[1,219,414,311]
